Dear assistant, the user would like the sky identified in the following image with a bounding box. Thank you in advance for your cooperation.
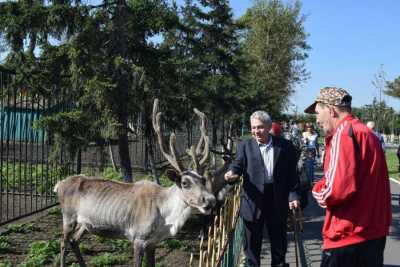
[227,0,400,114]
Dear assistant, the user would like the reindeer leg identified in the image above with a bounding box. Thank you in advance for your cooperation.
[60,236,67,267]
[69,224,87,267]
[145,246,156,267]
[134,241,145,267]
[61,217,76,267]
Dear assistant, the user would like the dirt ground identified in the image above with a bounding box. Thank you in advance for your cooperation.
[0,206,203,266]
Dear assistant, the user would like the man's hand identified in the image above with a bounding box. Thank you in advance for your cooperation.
[289,200,300,210]
[224,170,239,185]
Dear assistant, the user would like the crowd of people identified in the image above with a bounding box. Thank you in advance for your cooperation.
[224,87,392,267]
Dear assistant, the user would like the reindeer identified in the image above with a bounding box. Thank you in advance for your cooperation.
[198,135,238,238]
[54,99,216,267]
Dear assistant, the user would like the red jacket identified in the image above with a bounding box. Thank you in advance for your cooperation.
[312,115,392,249]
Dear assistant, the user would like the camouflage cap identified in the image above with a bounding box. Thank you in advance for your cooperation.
[304,87,352,114]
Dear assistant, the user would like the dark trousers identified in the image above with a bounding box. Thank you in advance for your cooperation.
[321,237,386,267]
[243,185,288,267]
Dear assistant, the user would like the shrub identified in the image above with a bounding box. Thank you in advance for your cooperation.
[6,223,35,234]
[19,240,59,267]
[0,236,11,252]
[89,252,129,266]
[163,239,183,250]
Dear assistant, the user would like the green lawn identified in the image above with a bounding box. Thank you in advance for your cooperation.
[385,149,400,181]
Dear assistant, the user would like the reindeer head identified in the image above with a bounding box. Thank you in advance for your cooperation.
[153,99,216,214]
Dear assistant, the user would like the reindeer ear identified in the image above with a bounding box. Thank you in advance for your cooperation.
[165,169,181,183]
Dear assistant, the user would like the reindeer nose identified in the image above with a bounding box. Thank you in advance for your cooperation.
[203,194,216,208]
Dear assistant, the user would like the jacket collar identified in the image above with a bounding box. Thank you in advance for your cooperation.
[326,114,354,143]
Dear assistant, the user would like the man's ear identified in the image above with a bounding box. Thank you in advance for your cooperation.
[165,169,181,184]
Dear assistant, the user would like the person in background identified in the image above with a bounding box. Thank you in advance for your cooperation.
[224,111,299,267]
[366,121,386,153]
[302,124,319,183]
[397,145,400,172]
[305,87,392,267]
[270,122,282,137]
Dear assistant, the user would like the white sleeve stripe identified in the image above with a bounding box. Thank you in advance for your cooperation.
[313,125,341,197]
[313,123,346,199]
[321,123,346,200]
[314,124,343,198]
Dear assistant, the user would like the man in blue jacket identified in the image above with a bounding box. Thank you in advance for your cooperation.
[225,110,300,267]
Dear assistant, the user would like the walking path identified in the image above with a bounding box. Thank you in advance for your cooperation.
[260,177,400,267]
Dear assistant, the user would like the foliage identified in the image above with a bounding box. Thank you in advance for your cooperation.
[352,98,400,134]
[238,0,310,118]
[0,236,11,252]
[0,262,12,267]
[163,238,183,250]
[0,163,66,193]
[47,207,62,216]
[385,76,400,101]
[110,239,131,252]
[89,252,129,267]
[19,240,59,267]
[102,166,123,181]
[6,223,35,234]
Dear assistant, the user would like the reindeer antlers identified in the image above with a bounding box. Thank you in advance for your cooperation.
[152,99,184,174]
[152,99,210,175]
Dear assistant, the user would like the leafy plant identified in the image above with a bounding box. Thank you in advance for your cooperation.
[19,240,59,267]
[102,167,123,181]
[47,207,62,216]
[89,252,129,267]
[110,239,130,252]
[0,262,12,267]
[6,223,35,234]
[0,236,11,252]
[163,239,183,250]
[79,243,90,254]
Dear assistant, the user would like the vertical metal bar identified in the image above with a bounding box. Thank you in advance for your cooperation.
[23,91,29,214]
[18,85,24,218]
[0,71,4,224]
[44,97,50,205]
[40,97,45,209]
[5,75,11,221]
[12,83,17,219]
[29,92,35,213]
[35,95,40,211]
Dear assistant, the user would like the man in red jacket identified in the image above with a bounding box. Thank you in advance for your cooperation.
[304,87,392,267]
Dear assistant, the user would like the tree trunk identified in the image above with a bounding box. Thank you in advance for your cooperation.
[118,130,133,182]
[146,134,159,184]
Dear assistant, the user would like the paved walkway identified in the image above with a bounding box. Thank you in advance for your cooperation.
[260,178,400,267]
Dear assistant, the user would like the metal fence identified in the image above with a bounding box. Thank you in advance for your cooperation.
[0,67,219,226]
[0,69,75,226]
[191,183,243,267]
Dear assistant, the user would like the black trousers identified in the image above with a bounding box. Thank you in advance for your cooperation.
[321,237,386,267]
[243,184,288,267]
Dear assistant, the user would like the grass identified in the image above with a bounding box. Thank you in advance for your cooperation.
[386,149,400,181]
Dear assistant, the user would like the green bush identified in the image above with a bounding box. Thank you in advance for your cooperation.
[0,262,12,267]
[6,223,35,234]
[47,207,62,216]
[163,239,183,250]
[102,167,123,181]
[0,236,11,252]
[0,163,69,194]
[110,239,130,252]
[89,252,129,266]
[19,240,59,267]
